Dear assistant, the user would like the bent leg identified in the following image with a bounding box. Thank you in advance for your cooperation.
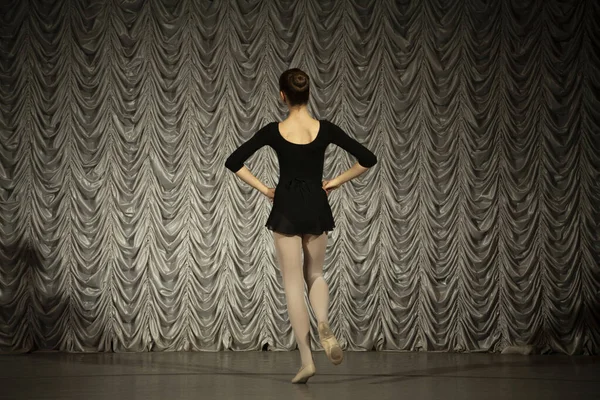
[302,232,329,324]
[302,232,343,365]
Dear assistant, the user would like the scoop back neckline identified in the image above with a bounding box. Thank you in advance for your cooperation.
[276,120,322,146]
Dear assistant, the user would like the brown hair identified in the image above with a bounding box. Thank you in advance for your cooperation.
[279,68,310,106]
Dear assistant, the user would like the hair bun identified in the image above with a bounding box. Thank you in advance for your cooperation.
[279,68,310,106]
[292,74,308,90]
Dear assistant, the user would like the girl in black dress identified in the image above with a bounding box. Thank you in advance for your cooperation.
[225,68,377,383]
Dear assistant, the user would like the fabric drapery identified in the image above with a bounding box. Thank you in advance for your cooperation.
[0,0,598,354]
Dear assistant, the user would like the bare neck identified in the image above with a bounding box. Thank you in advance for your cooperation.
[286,105,313,120]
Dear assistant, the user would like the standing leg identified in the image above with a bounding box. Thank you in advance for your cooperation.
[273,232,315,383]
[302,232,343,365]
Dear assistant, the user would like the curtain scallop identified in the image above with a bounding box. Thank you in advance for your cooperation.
[0,0,598,355]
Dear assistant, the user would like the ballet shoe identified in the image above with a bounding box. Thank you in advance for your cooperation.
[291,363,316,384]
[318,322,344,365]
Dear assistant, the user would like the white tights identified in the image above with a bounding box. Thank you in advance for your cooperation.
[273,231,329,367]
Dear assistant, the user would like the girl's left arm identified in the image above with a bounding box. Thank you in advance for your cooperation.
[225,124,273,195]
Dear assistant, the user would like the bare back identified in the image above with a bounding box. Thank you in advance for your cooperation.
[278,118,321,145]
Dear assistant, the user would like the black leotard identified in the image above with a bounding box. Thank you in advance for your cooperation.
[225,120,377,235]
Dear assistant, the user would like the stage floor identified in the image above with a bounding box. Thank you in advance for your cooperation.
[1,351,598,400]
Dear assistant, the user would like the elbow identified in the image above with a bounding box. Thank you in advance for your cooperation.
[358,153,377,169]
[225,157,243,173]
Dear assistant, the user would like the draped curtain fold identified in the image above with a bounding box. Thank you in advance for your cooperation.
[0,0,598,355]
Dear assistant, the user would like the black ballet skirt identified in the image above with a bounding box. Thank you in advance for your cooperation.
[224,120,377,235]
[266,177,335,235]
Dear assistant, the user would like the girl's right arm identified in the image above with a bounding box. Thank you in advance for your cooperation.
[326,122,377,188]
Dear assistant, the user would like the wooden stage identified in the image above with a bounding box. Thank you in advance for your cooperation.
[1,351,598,399]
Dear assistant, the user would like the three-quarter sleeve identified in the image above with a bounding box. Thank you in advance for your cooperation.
[225,123,273,172]
[327,121,377,168]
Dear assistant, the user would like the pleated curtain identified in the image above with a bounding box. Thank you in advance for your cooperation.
[0,0,598,355]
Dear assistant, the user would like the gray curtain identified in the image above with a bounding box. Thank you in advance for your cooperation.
[0,0,598,355]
